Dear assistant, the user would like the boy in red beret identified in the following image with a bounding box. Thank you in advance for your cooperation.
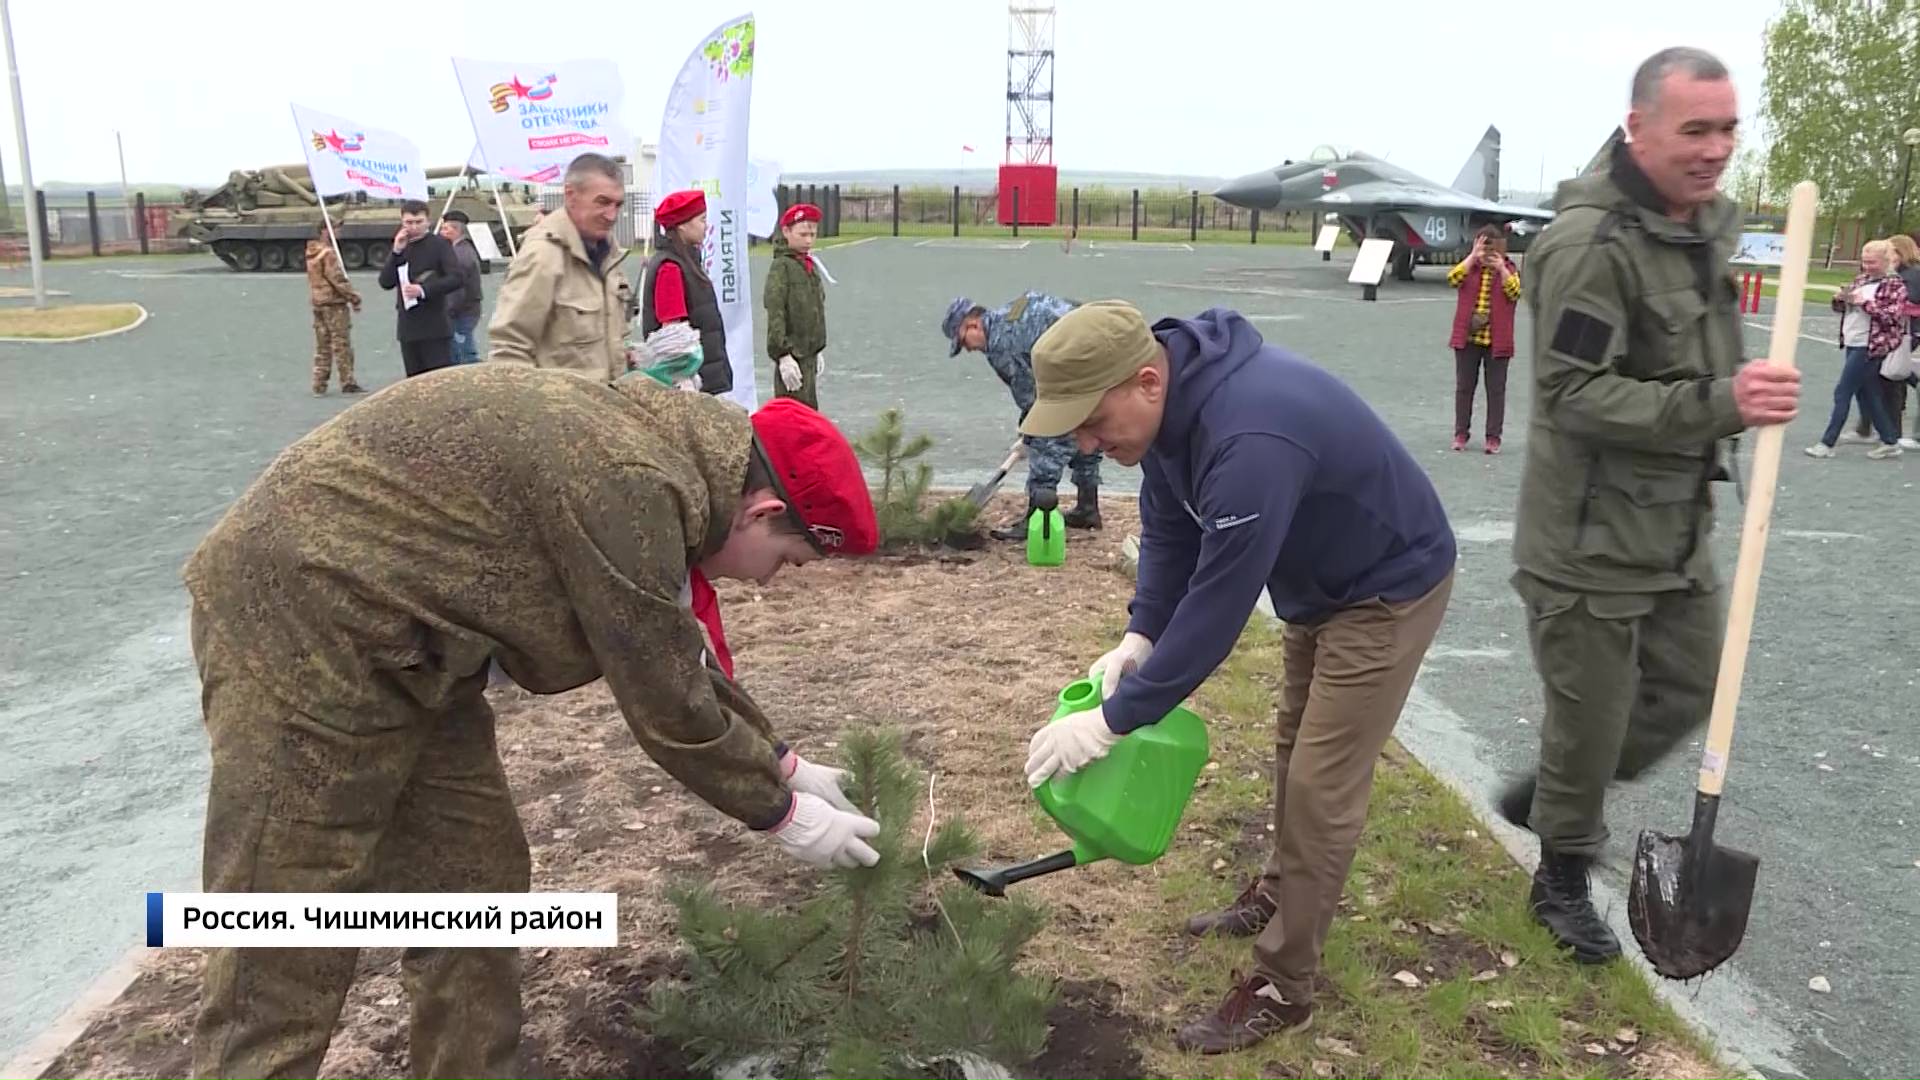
[764,202,829,407]
[181,367,880,1077]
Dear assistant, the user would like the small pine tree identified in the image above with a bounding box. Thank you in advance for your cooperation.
[640,730,1054,1077]
[851,409,982,550]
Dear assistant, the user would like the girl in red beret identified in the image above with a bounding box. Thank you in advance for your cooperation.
[641,188,733,395]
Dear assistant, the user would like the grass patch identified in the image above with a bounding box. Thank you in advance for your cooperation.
[1055,614,1731,1078]
[0,302,142,340]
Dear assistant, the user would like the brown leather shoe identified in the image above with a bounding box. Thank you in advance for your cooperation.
[1186,879,1277,938]
[1174,971,1312,1054]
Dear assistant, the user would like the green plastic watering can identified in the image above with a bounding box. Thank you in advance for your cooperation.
[955,677,1209,897]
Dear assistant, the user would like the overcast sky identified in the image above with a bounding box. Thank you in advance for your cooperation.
[0,0,1772,190]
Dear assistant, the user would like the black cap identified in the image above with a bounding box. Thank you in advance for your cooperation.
[442,209,471,224]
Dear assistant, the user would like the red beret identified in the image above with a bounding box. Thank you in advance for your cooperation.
[656,189,707,230]
[749,399,878,557]
[780,203,822,228]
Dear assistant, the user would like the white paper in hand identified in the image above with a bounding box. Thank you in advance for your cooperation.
[398,264,419,310]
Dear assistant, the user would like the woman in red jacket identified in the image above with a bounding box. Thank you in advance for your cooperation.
[1445,225,1522,454]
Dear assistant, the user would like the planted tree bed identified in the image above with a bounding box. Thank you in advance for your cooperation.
[39,493,1725,1078]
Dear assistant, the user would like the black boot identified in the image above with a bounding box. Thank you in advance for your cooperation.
[1062,483,1102,529]
[1529,842,1622,964]
[1497,776,1535,831]
[991,500,1038,542]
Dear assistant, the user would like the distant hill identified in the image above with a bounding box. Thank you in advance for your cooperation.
[779,167,1230,194]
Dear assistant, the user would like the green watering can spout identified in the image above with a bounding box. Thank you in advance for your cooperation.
[952,849,1078,897]
[955,678,1209,897]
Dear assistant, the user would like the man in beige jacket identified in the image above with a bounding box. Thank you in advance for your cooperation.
[487,152,633,383]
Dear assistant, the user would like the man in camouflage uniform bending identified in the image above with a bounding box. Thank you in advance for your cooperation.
[183,367,882,1078]
[943,292,1105,539]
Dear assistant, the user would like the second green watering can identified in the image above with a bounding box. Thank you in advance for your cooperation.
[955,677,1209,897]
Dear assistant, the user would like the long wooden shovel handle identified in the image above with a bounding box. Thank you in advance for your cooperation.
[1698,180,1818,798]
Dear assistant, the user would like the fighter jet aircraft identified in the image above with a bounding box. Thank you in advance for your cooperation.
[1214,126,1555,282]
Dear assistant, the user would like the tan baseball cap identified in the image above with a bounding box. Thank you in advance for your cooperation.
[1019,300,1162,437]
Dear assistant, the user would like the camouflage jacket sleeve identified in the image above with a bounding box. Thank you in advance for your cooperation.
[544,465,792,830]
[983,341,1038,417]
[324,251,358,304]
[1530,239,1743,448]
[764,256,791,360]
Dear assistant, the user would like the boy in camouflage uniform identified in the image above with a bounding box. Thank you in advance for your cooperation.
[182,369,882,1078]
[942,292,1104,539]
[764,203,828,408]
[304,224,363,396]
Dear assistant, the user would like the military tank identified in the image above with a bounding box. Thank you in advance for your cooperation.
[169,163,544,273]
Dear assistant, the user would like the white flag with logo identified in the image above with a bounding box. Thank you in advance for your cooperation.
[289,104,427,201]
[745,158,780,238]
[452,57,630,185]
[657,14,757,408]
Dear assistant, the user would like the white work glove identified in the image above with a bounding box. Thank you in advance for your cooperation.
[1025,705,1123,789]
[778,354,802,391]
[1089,631,1155,699]
[815,351,827,378]
[768,792,881,868]
[781,750,856,813]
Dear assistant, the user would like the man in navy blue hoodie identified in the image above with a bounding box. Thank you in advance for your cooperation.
[1020,300,1457,1053]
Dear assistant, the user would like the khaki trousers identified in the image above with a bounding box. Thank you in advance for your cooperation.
[1512,572,1724,858]
[1252,569,1454,1000]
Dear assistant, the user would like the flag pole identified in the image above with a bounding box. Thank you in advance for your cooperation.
[2,0,47,308]
[289,104,348,270]
[489,178,518,256]
[320,195,346,270]
[437,142,477,220]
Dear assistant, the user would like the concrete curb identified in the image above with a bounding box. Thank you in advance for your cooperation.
[0,947,147,1079]
[0,303,150,345]
[1390,707,1774,1076]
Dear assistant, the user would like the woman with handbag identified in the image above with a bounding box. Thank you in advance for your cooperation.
[1806,239,1911,459]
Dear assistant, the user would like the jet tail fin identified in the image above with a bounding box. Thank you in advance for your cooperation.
[1581,126,1626,176]
[1451,125,1501,199]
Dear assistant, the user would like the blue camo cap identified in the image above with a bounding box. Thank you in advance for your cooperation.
[941,297,975,356]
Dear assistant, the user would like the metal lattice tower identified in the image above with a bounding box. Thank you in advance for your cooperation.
[1005,5,1055,165]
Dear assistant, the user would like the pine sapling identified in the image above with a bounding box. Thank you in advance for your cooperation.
[640,729,1054,1076]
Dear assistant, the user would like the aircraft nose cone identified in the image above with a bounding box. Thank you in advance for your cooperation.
[1213,169,1280,210]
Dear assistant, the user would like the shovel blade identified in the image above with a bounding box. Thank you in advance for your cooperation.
[1627,826,1758,980]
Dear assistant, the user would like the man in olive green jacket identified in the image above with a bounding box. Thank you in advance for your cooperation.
[487,153,633,383]
[1501,47,1800,964]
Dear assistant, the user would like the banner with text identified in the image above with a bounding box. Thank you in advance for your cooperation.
[289,104,427,201]
[452,57,631,185]
[657,13,757,408]
[147,892,618,948]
